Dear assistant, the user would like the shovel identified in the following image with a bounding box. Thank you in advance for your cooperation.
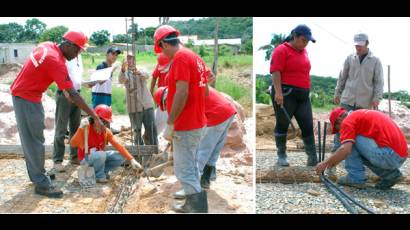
[143,142,172,178]
[78,125,96,188]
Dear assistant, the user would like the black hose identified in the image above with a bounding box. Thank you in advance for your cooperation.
[322,175,376,214]
[320,175,358,214]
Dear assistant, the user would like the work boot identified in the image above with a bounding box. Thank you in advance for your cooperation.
[52,162,66,173]
[375,171,403,190]
[275,135,289,166]
[173,190,208,213]
[34,185,63,198]
[69,158,80,165]
[210,166,217,181]
[174,189,186,199]
[303,136,318,166]
[201,165,212,189]
[96,178,108,184]
[337,176,366,189]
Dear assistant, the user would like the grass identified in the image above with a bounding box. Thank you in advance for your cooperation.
[216,74,252,115]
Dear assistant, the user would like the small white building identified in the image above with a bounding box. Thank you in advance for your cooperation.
[0,43,36,64]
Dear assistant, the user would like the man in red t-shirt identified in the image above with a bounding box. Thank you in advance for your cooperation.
[154,84,237,199]
[10,31,105,198]
[154,25,208,213]
[316,107,408,190]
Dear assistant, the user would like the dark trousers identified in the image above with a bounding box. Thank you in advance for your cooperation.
[271,85,314,138]
[129,108,158,145]
[53,91,81,163]
[12,96,51,188]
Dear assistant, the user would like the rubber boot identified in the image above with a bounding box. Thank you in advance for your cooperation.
[303,136,318,166]
[275,135,289,166]
[201,165,212,189]
[173,190,208,213]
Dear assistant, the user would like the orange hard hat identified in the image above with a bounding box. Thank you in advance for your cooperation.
[63,30,89,50]
[154,86,168,111]
[95,104,113,123]
[153,25,180,53]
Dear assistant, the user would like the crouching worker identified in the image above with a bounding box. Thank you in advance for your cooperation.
[70,104,143,183]
[316,107,408,190]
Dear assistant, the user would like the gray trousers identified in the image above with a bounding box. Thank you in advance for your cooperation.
[53,91,81,163]
[129,108,158,145]
[12,96,51,188]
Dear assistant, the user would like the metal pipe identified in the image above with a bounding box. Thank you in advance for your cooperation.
[318,121,321,163]
[322,122,327,162]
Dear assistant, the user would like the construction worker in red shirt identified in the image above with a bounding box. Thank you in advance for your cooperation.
[153,25,208,213]
[270,24,318,167]
[150,53,171,135]
[154,84,237,200]
[10,31,105,198]
[70,105,143,183]
[316,107,408,190]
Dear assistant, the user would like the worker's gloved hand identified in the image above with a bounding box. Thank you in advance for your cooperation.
[163,124,174,142]
[80,118,89,128]
[130,158,143,173]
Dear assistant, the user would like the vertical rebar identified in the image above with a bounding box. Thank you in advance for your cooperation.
[317,121,321,163]
[322,122,327,162]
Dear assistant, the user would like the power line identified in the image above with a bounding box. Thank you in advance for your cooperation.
[308,20,351,46]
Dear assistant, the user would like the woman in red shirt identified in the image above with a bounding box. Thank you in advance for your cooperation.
[270,24,317,167]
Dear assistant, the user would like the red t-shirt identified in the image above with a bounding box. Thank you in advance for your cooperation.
[10,42,73,103]
[340,110,408,158]
[77,125,106,161]
[152,65,168,87]
[269,42,311,89]
[167,47,207,131]
[206,88,236,126]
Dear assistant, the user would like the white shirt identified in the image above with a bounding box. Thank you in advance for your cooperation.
[66,55,83,91]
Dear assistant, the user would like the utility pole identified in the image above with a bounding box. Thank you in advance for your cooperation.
[211,17,220,88]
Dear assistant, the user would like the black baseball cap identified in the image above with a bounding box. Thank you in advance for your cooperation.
[292,24,316,43]
[107,47,122,55]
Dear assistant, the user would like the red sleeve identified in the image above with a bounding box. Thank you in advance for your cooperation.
[340,117,357,144]
[152,65,160,79]
[172,57,190,82]
[270,45,287,74]
[48,59,73,90]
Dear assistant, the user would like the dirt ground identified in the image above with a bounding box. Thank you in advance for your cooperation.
[0,117,254,214]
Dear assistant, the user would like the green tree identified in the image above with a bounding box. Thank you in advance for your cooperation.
[144,27,156,39]
[113,34,130,43]
[20,18,47,42]
[90,30,110,46]
[243,39,253,54]
[258,33,287,61]
[38,26,68,43]
[0,23,25,42]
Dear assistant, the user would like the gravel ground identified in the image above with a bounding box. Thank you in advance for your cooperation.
[256,150,410,214]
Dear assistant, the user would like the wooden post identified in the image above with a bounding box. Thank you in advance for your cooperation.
[388,65,391,117]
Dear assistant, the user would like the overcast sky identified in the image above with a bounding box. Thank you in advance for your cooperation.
[254,17,410,92]
[0,17,204,38]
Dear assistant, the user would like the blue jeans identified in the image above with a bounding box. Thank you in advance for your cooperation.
[197,115,235,176]
[87,150,125,179]
[92,93,112,108]
[344,135,406,183]
[173,128,204,195]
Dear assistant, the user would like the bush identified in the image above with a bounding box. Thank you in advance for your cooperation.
[256,77,271,104]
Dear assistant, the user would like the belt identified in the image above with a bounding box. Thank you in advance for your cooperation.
[57,89,81,94]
